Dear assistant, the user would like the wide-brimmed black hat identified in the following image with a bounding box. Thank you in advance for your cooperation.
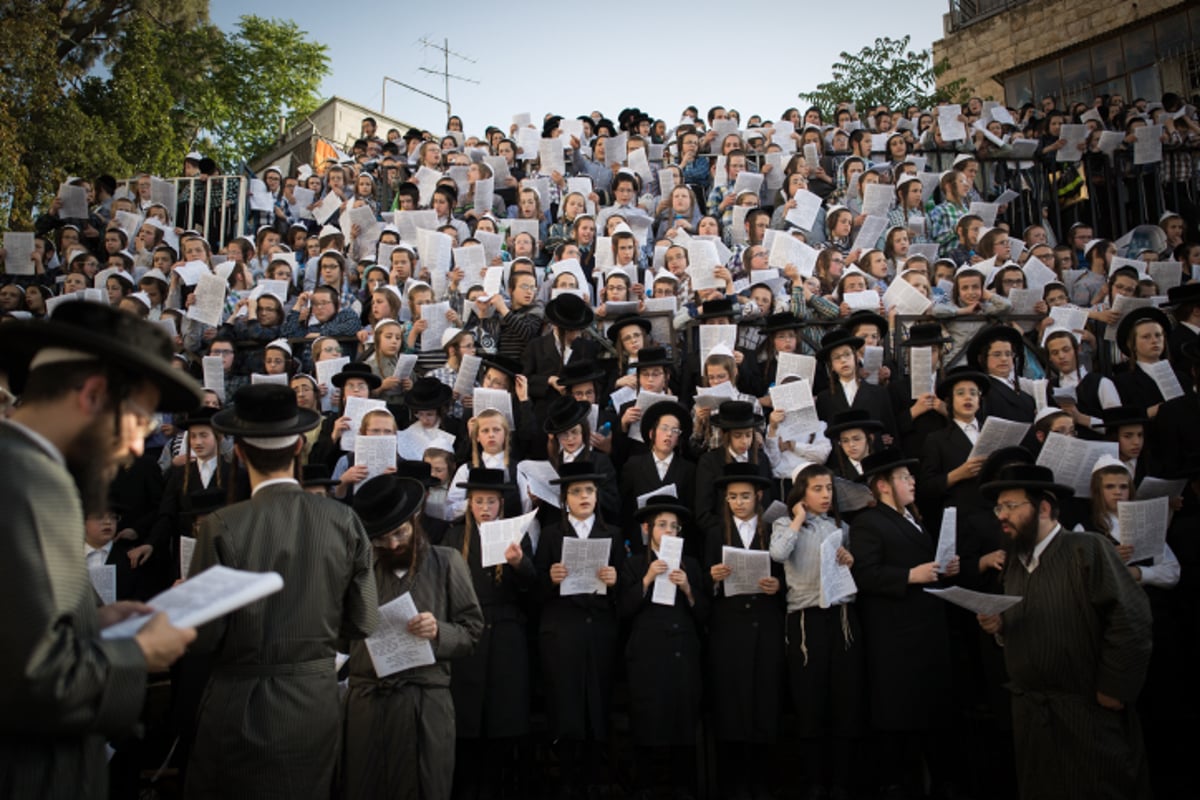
[331,362,382,390]
[481,354,522,381]
[696,297,739,321]
[405,377,452,411]
[714,400,763,430]
[1162,282,1200,309]
[544,396,590,434]
[642,400,692,442]
[550,460,606,486]
[559,360,606,389]
[900,322,951,348]
[301,463,340,488]
[844,309,889,338]
[1114,307,1172,357]
[978,445,1035,487]
[824,409,883,439]
[634,346,674,370]
[634,493,693,524]
[0,301,202,412]
[859,447,920,482]
[965,324,1025,370]
[1101,406,1150,431]
[761,312,804,334]
[352,474,427,538]
[176,407,220,430]
[184,487,227,517]
[395,458,440,487]
[712,462,772,490]
[211,384,321,437]
[606,313,652,345]
[980,463,1074,502]
[456,466,517,492]
[936,365,990,401]
[545,293,594,330]
[816,328,864,362]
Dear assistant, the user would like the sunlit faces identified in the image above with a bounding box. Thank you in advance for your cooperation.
[957,274,983,307]
[617,325,645,355]
[565,481,598,518]
[614,237,637,266]
[645,511,682,552]
[604,274,630,302]
[1130,321,1164,362]
[772,329,798,354]
[182,237,209,263]
[188,424,218,460]
[697,217,720,236]
[637,365,668,393]
[851,323,882,348]
[469,491,503,523]
[984,342,1014,377]
[950,382,981,419]
[291,377,316,409]
[840,274,867,295]
[556,424,584,454]
[375,321,404,356]
[480,367,510,392]
[801,473,834,515]
[727,428,754,457]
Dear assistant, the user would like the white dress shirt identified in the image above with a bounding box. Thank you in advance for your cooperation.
[735,515,759,549]
[569,514,596,539]
[654,452,673,480]
[954,418,979,445]
[840,378,858,406]
[1020,523,1062,573]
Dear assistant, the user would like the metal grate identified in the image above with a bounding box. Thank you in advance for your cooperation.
[948,0,1033,32]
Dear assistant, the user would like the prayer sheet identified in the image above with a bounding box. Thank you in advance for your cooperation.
[870,133,890,153]
[861,183,894,217]
[1133,125,1163,165]
[479,509,538,568]
[365,592,436,677]
[785,189,824,233]
[764,153,786,190]
[312,191,342,225]
[58,182,89,219]
[345,203,382,254]
[392,354,419,381]
[1007,288,1040,316]
[1136,477,1187,501]
[560,538,612,596]
[925,586,1022,615]
[630,390,674,443]
[151,176,176,211]
[251,373,288,386]
[202,356,225,403]
[516,127,540,160]
[636,484,677,510]
[172,260,209,286]
[252,279,290,306]
[1118,497,1170,564]
[721,546,771,597]
[1022,256,1057,292]
[315,355,350,392]
[909,347,936,399]
[292,187,315,219]
[419,301,450,353]
[935,507,957,573]
[114,210,142,244]
[835,477,874,513]
[851,215,888,254]
[453,354,482,397]
[968,202,999,227]
[686,242,723,290]
[415,167,441,206]
[883,275,932,316]
[777,352,817,384]
[843,290,882,312]
[1142,360,1184,401]
[627,148,653,186]
[608,386,636,412]
[1097,131,1125,155]
[1036,433,1118,497]
[968,417,1030,459]
[102,565,284,639]
[471,176,494,215]
[2,232,35,275]
[1048,304,1089,333]
[861,346,884,384]
[416,228,453,272]
[340,397,387,452]
[694,381,739,410]
[916,173,940,202]
[180,536,197,580]
[248,178,274,211]
[355,435,397,482]
[763,500,790,527]
[1056,125,1088,162]
[472,387,513,425]
[769,378,815,413]
[187,273,227,327]
[1148,262,1182,291]
[606,132,628,167]
[699,324,738,365]
[517,460,561,508]
[651,534,685,606]
[89,565,117,606]
[731,171,763,199]
[396,427,455,462]
[819,530,857,608]
[453,245,486,281]
[768,232,818,277]
[937,106,967,141]
[803,143,820,170]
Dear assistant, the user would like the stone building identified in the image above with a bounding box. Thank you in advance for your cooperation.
[933,0,1199,108]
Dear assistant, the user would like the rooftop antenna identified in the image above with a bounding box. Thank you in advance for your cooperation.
[416,37,479,118]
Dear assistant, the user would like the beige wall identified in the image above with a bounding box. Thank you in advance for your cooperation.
[933,0,1186,102]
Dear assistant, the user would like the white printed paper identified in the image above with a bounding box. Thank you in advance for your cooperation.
[202,356,225,403]
[517,459,561,508]
[1036,432,1119,497]
[935,507,957,573]
[479,509,538,568]
[721,545,770,597]
[925,586,1022,615]
[651,534,684,606]
[1142,360,1184,401]
[560,537,612,596]
[365,592,436,677]
[819,530,857,608]
[355,435,397,482]
[180,536,197,580]
[968,417,1029,459]
[851,215,889,254]
[89,564,117,606]
[1118,496,1170,564]
[2,232,35,275]
[340,396,388,452]
[453,354,482,397]
[187,273,227,327]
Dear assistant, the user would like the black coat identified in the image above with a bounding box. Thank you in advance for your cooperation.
[815,379,899,442]
[693,449,776,538]
[534,519,625,740]
[849,503,954,732]
[1113,361,1191,410]
[522,334,601,417]
[617,453,697,556]
[442,523,536,739]
[618,552,707,746]
[702,519,787,742]
[981,376,1035,423]
[890,374,949,460]
[916,421,989,531]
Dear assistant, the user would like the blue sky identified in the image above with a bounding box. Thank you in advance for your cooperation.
[210,0,951,134]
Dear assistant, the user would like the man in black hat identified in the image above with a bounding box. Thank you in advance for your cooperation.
[343,474,482,800]
[618,400,696,550]
[0,302,200,799]
[977,464,1152,800]
[522,293,599,417]
[1162,282,1200,363]
[184,384,379,800]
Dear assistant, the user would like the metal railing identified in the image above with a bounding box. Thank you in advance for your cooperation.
[115,175,249,251]
[947,0,1032,32]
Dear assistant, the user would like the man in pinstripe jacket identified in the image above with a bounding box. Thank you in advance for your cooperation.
[0,303,202,800]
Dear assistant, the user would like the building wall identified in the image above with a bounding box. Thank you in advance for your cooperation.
[933,0,1187,102]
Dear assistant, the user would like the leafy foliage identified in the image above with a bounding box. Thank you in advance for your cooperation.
[798,36,970,118]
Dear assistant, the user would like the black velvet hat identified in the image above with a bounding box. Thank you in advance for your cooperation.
[605,313,652,344]
[642,400,692,442]
[713,400,762,430]
[980,463,1074,502]
[331,361,382,390]
[633,493,693,524]
[544,293,595,330]
[301,463,340,488]
[559,359,607,388]
[550,460,606,486]
[211,384,321,437]
[405,377,452,410]
[1114,307,1171,358]
[176,407,220,430]
[544,396,590,434]
[859,447,920,482]
[900,322,951,348]
[455,466,517,492]
[824,409,883,439]
[816,328,864,362]
[936,365,991,401]
[712,462,772,490]
[352,474,427,538]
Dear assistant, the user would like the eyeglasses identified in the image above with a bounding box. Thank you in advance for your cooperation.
[952,388,981,397]
[993,500,1031,517]
[567,486,596,497]
[515,283,537,292]
[653,520,682,532]
[656,425,683,436]
[987,350,1013,360]
[210,348,234,356]
[311,299,334,307]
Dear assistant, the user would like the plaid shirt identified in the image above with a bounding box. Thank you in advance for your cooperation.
[928,200,970,256]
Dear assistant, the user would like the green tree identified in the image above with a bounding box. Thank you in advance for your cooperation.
[798,36,969,118]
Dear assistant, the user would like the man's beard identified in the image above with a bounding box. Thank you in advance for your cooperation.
[1003,512,1040,562]
[375,543,413,572]
[63,412,125,518]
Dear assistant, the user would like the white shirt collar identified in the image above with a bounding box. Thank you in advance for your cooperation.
[85,539,114,563]
[1021,523,1062,573]
[735,515,758,548]
[569,514,595,539]
[561,445,584,464]
[252,477,299,496]
[1,419,65,466]
[482,451,506,469]
[728,448,749,463]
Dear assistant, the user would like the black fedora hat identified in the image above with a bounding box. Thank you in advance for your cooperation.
[761,312,804,334]
[455,466,517,492]
[824,409,883,440]
[1100,406,1150,431]
[331,362,382,390]
[712,462,773,490]
[642,400,692,442]
[859,447,920,482]
[965,324,1025,370]
[0,301,202,412]
[978,445,1035,487]
[352,474,427,538]
[633,493,693,525]
[559,360,606,389]
[301,463,340,488]
[1162,282,1200,309]
[844,309,889,338]
[714,400,763,430]
[211,384,321,437]
[696,296,739,321]
[634,346,674,370]
[936,365,991,401]
[176,407,220,430]
[544,396,590,434]
[816,328,864,362]
[481,354,523,381]
[184,487,227,517]
[550,460,606,486]
[545,293,595,330]
[980,463,1074,502]
[1114,307,1172,357]
[395,458,440,487]
[900,322,951,348]
[405,377,452,411]
[605,313,652,345]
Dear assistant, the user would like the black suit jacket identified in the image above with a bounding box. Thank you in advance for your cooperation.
[618,453,697,555]
[815,380,899,441]
[522,333,600,411]
[981,376,1035,423]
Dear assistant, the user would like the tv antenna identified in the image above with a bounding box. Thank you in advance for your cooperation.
[417,37,479,117]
